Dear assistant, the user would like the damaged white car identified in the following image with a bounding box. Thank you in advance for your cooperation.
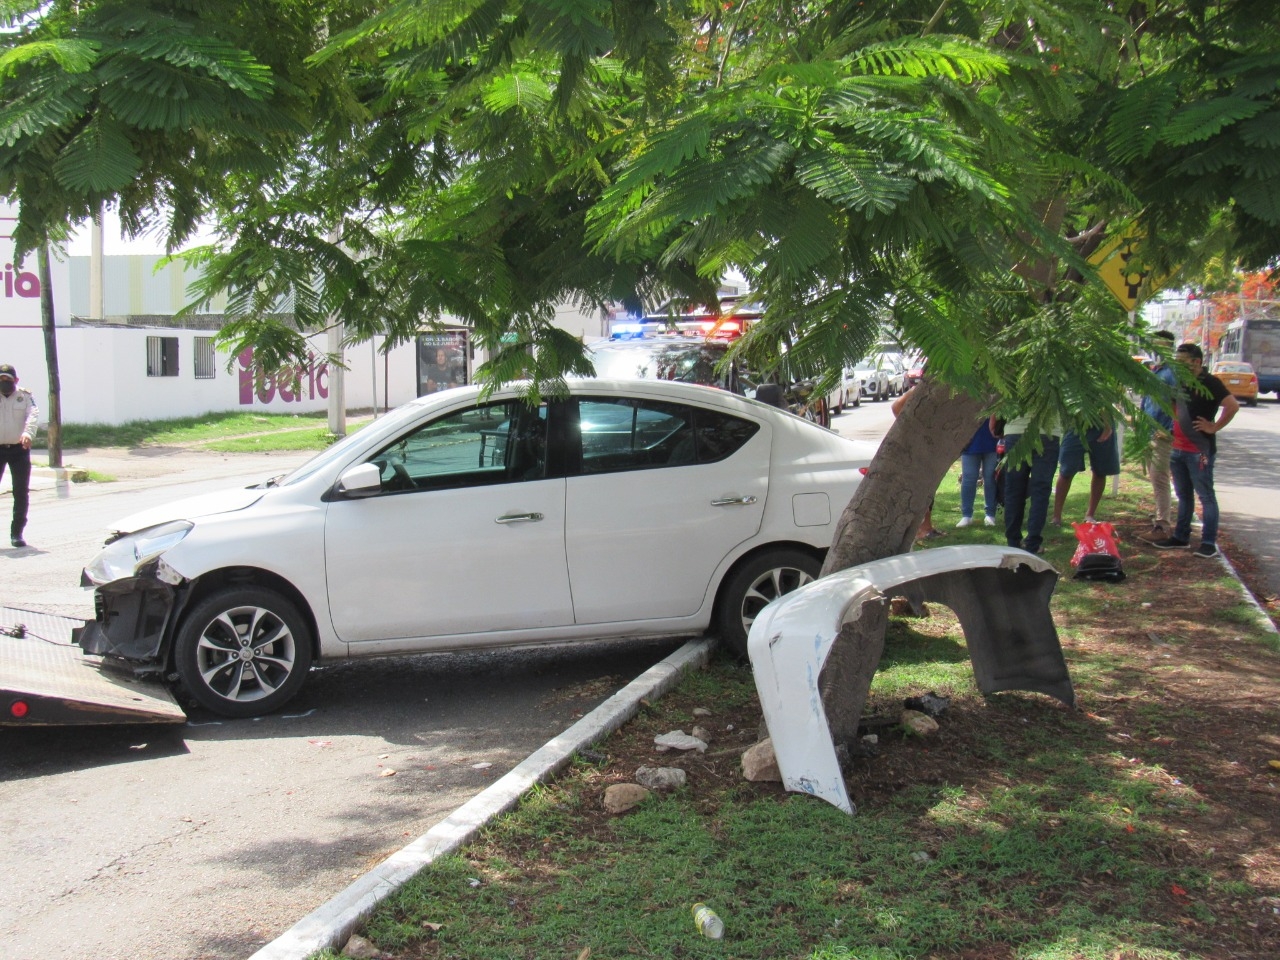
[74,380,876,719]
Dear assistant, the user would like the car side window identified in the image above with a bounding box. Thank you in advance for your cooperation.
[368,401,549,492]
[576,398,759,474]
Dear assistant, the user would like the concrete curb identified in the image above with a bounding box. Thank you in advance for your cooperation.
[249,636,716,960]
[1217,548,1280,637]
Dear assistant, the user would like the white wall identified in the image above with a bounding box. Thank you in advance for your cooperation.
[3,326,421,427]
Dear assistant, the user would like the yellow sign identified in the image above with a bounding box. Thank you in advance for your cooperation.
[1089,232,1150,311]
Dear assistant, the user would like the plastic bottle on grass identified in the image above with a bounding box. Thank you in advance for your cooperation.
[691,902,724,939]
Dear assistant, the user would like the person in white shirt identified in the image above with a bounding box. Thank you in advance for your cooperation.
[0,363,39,548]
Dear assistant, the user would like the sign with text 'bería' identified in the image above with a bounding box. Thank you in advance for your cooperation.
[1,209,43,327]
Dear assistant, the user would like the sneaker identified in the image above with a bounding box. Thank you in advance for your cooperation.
[1192,543,1219,559]
[1083,515,1096,524]
[10,537,26,548]
[1138,525,1168,544]
[984,515,996,527]
[1048,518,1063,527]
[1151,537,1190,549]
[956,517,973,528]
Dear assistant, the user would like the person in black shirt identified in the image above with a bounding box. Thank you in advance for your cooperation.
[1151,344,1239,559]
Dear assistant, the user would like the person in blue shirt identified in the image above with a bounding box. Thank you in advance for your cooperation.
[1138,331,1179,543]
[957,419,999,527]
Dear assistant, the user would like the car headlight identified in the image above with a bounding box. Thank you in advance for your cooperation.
[83,520,195,586]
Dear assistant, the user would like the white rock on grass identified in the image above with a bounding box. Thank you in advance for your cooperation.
[901,709,939,735]
[603,783,651,814]
[635,766,687,791]
[654,730,708,753]
[741,738,782,782]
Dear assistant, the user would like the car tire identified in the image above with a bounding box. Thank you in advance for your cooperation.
[851,390,860,408]
[1246,397,1258,407]
[716,549,822,659]
[174,587,313,718]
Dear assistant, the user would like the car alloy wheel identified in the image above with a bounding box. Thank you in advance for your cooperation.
[174,587,313,718]
[717,549,821,658]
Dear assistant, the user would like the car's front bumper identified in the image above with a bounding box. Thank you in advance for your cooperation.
[74,574,183,664]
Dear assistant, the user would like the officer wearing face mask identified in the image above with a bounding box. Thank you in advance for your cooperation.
[0,364,39,548]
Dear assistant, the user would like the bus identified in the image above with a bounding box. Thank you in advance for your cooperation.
[1217,317,1280,398]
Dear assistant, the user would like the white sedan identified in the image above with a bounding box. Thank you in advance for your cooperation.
[77,380,877,717]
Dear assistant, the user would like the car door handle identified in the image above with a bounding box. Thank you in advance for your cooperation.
[711,496,758,507]
[495,512,545,524]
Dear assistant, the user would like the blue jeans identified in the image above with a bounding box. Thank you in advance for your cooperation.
[960,451,999,519]
[1003,434,1060,553]
[1170,448,1218,546]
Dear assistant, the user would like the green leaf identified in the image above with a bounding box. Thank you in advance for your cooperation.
[1161,96,1269,147]
[52,114,141,191]
[0,39,98,78]
[482,71,553,114]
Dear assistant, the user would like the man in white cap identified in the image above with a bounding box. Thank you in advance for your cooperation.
[0,363,39,547]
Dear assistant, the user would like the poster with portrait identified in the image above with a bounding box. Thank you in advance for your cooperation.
[417,329,470,397]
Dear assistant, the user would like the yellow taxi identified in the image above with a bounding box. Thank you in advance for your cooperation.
[1211,361,1260,407]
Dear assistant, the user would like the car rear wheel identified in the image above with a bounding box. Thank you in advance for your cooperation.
[717,549,821,658]
[174,587,313,718]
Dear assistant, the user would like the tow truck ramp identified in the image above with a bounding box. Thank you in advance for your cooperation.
[1,606,185,726]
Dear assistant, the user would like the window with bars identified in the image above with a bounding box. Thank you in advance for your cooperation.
[146,336,179,377]
[194,337,216,379]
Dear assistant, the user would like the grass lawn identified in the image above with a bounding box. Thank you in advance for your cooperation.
[317,466,1280,960]
[32,410,362,452]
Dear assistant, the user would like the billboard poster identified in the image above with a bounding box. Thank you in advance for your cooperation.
[417,329,469,396]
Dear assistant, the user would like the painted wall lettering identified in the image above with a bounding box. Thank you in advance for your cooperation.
[3,263,40,298]
[238,348,329,406]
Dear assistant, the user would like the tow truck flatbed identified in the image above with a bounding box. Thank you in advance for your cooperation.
[1,606,186,726]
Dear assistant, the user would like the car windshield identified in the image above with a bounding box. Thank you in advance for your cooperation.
[275,401,428,487]
[1214,362,1253,373]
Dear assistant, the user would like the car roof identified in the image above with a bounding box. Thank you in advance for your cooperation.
[403,376,756,414]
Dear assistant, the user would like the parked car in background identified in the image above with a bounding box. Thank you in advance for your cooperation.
[849,359,893,401]
[876,354,907,396]
[1211,360,1260,406]
[76,380,879,716]
[904,356,926,388]
[838,368,864,409]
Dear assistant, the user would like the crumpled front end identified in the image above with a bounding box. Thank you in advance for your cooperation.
[73,575,182,663]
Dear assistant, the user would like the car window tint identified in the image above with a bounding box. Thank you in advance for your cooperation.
[368,401,548,492]
[576,398,758,474]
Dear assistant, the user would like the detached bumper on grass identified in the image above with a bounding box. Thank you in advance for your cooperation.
[748,545,1075,814]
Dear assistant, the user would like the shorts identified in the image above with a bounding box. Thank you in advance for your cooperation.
[1058,427,1119,477]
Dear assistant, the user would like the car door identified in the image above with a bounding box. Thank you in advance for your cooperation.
[323,399,573,643]
[564,395,770,624]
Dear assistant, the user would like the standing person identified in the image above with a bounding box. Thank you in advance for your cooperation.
[994,411,1061,556]
[1138,330,1179,542]
[0,363,39,548]
[1152,343,1239,559]
[957,419,999,527]
[1051,422,1119,525]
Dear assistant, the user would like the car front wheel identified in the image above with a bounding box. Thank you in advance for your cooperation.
[174,587,313,718]
[717,549,822,658]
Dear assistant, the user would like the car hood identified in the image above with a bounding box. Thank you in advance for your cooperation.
[108,487,267,536]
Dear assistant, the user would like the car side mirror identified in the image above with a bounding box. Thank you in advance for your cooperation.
[335,462,383,497]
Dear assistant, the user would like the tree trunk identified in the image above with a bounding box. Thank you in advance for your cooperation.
[37,246,62,469]
[821,379,986,576]
[817,379,986,744]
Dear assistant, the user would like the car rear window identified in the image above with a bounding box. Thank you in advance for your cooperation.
[575,397,759,474]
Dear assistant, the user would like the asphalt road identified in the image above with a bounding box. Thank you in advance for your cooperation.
[0,446,683,960]
[1213,395,1280,602]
